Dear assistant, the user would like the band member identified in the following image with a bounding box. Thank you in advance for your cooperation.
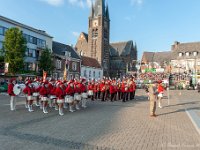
[157,80,164,108]
[23,80,34,112]
[7,78,16,111]
[74,79,81,110]
[100,80,106,101]
[32,78,41,107]
[129,78,136,100]
[55,82,65,116]
[39,81,49,114]
[121,78,128,102]
[104,81,110,101]
[79,78,87,108]
[65,80,75,112]
[116,80,122,101]
[88,80,94,101]
[110,81,116,102]
[94,81,99,100]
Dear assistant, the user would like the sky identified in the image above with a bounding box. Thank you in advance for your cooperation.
[1,0,200,59]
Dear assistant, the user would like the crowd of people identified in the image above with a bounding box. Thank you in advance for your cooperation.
[7,76,137,116]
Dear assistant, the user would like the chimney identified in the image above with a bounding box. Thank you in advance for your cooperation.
[171,41,180,51]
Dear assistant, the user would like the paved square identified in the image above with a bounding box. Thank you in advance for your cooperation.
[0,90,200,150]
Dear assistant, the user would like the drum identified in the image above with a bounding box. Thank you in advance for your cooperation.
[65,95,74,103]
[27,96,32,101]
[74,93,82,101]
[57,99,64,104]
[13,84,26,95]
[41,97,48,101]
[50,95,57,100]
[33,92,39,97]
[88,90,93,96]
[81,92,88,99]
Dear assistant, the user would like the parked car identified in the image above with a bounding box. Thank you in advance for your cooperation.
[0,81,8,92]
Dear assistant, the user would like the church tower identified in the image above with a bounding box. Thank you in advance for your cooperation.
[88,0,110,76]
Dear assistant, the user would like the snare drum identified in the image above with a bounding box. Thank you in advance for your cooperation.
[41,97,48,101]
[57,99,64,104]
[88,90,93,96]
[74,93,82,101]
[27,96,32,101]
[81,92,88,98]
[65,96,74,103]
[33,92,39,97]
[50,95,57,100]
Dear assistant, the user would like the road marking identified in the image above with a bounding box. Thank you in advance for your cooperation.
[186,109,200,136]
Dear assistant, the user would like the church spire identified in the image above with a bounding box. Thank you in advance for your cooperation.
[93,0,106,18]
[90,2,94,18]
[105,2,110,20]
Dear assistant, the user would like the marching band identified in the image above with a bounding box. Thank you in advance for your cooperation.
[7,77,137,116]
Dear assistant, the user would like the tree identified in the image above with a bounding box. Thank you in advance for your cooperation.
[38,48,54,75]
[3,27,26,75]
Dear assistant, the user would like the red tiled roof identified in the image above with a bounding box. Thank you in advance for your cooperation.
[81,56,101,68]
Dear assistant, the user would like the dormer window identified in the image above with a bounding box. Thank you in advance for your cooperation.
[179,52,183,57]
[186,52,190,56]
[65,51,71,57]
[193,51,198,56]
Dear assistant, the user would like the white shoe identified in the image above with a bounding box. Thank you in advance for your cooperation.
[59,109,64,116]
[69,106,75,112]
[76,104,80,110]
[43,107,48,114]
[55,105,59,110]
[25,104,28,109]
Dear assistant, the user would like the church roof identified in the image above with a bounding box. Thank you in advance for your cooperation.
[81,56,101,68]
[82,32,88,42]
[110,41,134,57]
[52,41,81,60]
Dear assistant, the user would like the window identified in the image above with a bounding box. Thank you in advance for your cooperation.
[65,51,71,57]
[27,49,36,57]
[197,61,200,66]
[193,52,198,56]
[99,71,101,78]
[0,27,3,35]
[186,52,190,56]
[179,53,183,57]
[72,62,77,71]
[93,71,95,78]
[89,70,91,77]
[37,39,46,48]
[57,60,62,69]
[84,70,87,77]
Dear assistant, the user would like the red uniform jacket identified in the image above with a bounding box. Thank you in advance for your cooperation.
[7,83,15,96]
[55,87,65,99]
[80,83,87,93]
[39,86,49,97]
[110,85,116,94]
[65,85,75,96]
[100,83,106,92]
[158,84,164,93]
[23,86,34,96]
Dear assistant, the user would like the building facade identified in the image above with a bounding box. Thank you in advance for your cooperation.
[0,15,53,72]
[75,0,137,77]
[52,41,81,80]
[170,41,200,75]
[81,56,103,80]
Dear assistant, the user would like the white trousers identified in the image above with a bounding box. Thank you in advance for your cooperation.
[10,96,16,111]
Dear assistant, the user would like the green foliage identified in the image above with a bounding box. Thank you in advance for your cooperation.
[3,27,26,75]
[38,48,54,75]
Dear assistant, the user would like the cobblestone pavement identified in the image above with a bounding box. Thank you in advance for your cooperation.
[0,90,200,150]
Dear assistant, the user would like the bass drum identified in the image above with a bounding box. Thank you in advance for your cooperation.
[65,95,74,103]
[32,82,39,89]
[13,84,26,95]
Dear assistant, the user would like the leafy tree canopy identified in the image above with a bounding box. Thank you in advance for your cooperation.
[3,27,26,74]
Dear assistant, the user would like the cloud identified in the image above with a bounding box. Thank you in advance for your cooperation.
[131,0,143,6]
[68,0,93,8]
[40,0,64,6]
[72,31,80,38]
[40,0,93,8]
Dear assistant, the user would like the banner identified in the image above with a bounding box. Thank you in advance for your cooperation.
[43,70,47,82]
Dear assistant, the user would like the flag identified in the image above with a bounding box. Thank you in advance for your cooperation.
[43,70,47,82]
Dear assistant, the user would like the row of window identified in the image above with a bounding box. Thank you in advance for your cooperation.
[25,48,36,58]
[84,70,101,78]
[23,33,46,48]
[0,26,46,48]
[56,59,78,71]
[0,26,8,36]
[179,51,198,57]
